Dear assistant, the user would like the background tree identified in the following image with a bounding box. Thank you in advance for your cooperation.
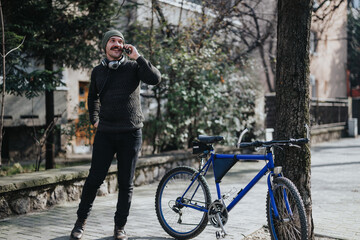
[0,0,25,168]
[2,0,121,169]
[348,7,360,89]
[127,23,258,153]
[125,0,275,153]
[2,0,280,166]
[275,0,313,239]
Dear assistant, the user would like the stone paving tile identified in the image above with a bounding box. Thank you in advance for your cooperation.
[1,137,360,240]
[311,138,360,240]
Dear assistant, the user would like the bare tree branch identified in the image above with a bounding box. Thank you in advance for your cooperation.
[3,36,25,58]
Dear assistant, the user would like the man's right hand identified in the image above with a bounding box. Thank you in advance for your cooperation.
[94,120,99,128]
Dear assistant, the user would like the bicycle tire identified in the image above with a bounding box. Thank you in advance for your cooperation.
[155,166,211,239]
[266,177,308,240]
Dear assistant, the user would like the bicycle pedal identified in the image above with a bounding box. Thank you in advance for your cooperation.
[215,230,227,239]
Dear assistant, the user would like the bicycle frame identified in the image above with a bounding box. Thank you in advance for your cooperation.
[178,148,281,217]
[157,132,310,240]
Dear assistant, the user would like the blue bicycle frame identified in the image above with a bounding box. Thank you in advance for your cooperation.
[178,148,281,218]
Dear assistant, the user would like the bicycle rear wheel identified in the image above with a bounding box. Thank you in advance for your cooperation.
[267,177,308,240]
[155,166,211,240]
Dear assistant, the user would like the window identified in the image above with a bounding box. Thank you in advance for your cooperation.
[79,101,86,109]
[79,86,85,96]
[310,74,317,98]
[351,0,360,9]
[310,31,318,54]
[313,0,320,10]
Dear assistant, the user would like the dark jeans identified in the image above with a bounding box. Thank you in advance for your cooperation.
[76,129,142,227]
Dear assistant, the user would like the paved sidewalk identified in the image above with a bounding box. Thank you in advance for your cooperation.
[311,137,360,240]
[0,137,359,240]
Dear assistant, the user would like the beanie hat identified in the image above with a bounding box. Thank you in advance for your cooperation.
[101,30,124,53]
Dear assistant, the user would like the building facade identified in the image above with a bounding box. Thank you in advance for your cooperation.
[2,0,351,162]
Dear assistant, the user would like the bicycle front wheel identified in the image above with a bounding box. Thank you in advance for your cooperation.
[155,166,211,240]
[267,177,308,240]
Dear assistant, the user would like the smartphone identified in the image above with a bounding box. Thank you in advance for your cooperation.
[124,47,132,55]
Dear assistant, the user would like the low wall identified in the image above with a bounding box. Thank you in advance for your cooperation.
[310,123,346,144]
[0,150,200,219]
[264,124,345,145]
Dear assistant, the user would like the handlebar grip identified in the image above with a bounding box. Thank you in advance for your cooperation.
[291,138,309,144]
[239,141,263,148]
[239,142,253,148]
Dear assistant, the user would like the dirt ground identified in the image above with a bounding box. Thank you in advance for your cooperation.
[243,226,338,240]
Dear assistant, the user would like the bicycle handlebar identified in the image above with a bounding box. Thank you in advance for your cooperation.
[238,124,310,149]
[239,138,309,148]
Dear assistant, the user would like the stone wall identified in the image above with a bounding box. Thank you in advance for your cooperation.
[0,149,200,219]
[310,123,346,144]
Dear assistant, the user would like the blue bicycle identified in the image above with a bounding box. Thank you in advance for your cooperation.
[155,128,309,240]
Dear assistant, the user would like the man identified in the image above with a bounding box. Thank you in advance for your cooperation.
[70,29,161,240]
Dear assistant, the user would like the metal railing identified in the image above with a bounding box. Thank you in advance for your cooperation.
[265,94,348,129]
[310,98,348,127]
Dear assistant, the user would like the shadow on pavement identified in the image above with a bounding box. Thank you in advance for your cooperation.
[312,161,360,168]
[313,145,360,151]
[50,236,173,240]
[50,236,114,240]
[129,237,173,240]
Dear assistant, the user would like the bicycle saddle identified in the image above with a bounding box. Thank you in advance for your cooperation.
[198,135,224,144]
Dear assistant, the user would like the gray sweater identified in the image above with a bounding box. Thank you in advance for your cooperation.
[88,56,161,132]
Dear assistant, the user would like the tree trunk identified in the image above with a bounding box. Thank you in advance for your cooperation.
[275,0,313,239]
[45,57,55,169]
[0,0,5,168]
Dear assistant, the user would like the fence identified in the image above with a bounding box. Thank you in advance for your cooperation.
[310,98,348,127]
[265,94,348,129]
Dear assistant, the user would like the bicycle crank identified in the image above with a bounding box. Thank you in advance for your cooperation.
[208,200,228,228]
[208,200,228,238]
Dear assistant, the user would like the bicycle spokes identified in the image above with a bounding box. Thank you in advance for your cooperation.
[267,177,308,240]
[155,167,211,239]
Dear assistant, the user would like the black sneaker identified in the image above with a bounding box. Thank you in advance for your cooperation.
[114,226,128,240]
[70,218,86,240]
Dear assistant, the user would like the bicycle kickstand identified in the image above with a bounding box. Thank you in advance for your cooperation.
[215,213,227,239]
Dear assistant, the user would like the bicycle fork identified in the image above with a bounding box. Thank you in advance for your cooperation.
[267,174,280,218]
[267,173,293,220]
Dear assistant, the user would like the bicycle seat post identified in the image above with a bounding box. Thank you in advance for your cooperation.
[199,154,207,171]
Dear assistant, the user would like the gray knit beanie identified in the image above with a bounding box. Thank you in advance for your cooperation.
[101,30,124,53]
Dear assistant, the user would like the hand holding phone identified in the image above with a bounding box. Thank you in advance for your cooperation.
[123,44,140,60]
[124,47,132,55]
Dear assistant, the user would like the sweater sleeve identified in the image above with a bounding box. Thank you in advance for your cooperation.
[87,68,100,125]
[136,56,161,85]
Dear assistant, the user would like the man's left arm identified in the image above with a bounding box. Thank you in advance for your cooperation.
[124,44,161,85]
[136,56,161,85]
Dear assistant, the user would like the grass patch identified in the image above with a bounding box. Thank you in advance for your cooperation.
[0,161,89,177]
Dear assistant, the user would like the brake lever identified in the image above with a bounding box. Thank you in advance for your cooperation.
[289,143,301,149]
[265,144,284,151]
